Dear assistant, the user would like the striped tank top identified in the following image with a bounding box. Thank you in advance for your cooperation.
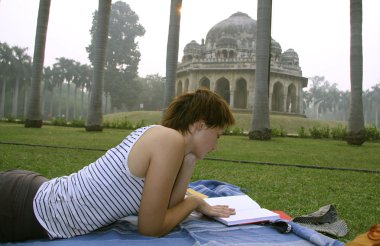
[33,125,157,239]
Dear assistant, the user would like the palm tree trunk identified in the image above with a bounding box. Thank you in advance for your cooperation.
[49,89,54,119]
[73,86,78,119]
[346,0,365,145]
[249,0,272,140]
[86,0,111,131]
[12,78,20,118]
[25,0,51,127]
[23,82,29,118]
[80,85,85,120]
[0,79,6,118]
[65,81,70,121]
[58,83,62,117]
[41,85,46,119]
[163,0,182,109]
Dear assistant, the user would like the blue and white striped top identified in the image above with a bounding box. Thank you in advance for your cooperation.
[33,125,156,239]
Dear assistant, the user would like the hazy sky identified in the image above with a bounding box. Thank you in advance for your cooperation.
[0,0,379,91]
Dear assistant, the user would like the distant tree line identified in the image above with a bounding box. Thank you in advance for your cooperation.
[0,42,165,121]
[1,39,379,127]
[304,75,380,127]
[0,1,165,122]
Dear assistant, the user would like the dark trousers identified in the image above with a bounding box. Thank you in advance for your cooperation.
[0,169,49,242]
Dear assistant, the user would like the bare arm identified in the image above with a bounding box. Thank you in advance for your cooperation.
[138,129,196,236]
[137,128,234,237]
[168,153,197,208]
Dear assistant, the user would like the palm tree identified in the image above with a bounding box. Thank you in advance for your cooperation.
[0,42,12,118]
[72,61,82,120]
[86,0,112,131]
[79,64,92,120]
[163,0,182,109]
[22,59,33,119]
[11,46,31,119]
[52,61,65,118]
[346,0,365,145]
[56,57,75,121]
[249,0,272,140]
[25,0,51,128]
[42,66,54,119]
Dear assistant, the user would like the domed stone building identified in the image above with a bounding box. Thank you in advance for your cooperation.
[176,12,308,115]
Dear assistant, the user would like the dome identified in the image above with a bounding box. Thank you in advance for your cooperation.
[205,12,257,50]
[180,11,301,69]
[271,39,282,56]
[216,36,238,49]
[281,48,299,66]
[183,40,202,55]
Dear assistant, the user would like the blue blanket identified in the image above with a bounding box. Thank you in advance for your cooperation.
[4,180,344,246]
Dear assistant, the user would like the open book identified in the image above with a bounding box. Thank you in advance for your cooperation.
[204,195,280,226]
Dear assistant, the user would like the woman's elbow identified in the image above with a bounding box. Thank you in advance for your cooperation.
[138,226,167,237]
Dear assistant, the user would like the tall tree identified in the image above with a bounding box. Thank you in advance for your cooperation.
[87,1,145,110]
[86,0,112,131]
[52,60,65,118]
[42,66,54,119]
[72,61,82,119]
[11,46,31,118]
[163,0,182,109]
[25,0,51,128]
[0,42,12,118]
[55,57,76,121]
[249,0,272,140]
[79,64,92,119]
[346,0,365,145]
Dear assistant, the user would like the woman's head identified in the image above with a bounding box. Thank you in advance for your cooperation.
[162,88,235,134]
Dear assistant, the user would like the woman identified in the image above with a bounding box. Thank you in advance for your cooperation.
[0,88,236,242]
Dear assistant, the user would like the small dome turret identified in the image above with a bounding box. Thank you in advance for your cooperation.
[182,40,202,63]
[281,48,299,66]
[271,39,282,56]
[184,40,202,55]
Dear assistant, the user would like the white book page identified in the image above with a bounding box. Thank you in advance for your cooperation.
[204,195,279,225]
[205,195,261,211]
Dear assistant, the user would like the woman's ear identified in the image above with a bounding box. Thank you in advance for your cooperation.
[194,120,206,130]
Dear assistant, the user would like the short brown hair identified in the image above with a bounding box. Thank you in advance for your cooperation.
[162,88,235,133]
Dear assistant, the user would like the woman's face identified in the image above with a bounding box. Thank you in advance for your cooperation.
[191,123,225,159]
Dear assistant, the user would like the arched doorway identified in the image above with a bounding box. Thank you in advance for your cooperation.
[215,78,230,104]
[184,79,189,93]
[199,77,210,89]
[286,84,297,113]
[271,82,284,112]
[234,78,247,109]
[176,80,183,96]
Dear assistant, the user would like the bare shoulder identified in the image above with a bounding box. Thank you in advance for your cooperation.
[128,126,184,178]
[144,125,184,146]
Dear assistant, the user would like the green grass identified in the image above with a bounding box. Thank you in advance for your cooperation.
[104,110,346,134]
[0,122,379,243]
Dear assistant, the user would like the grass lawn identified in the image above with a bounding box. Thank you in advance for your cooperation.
[0,122,379,243]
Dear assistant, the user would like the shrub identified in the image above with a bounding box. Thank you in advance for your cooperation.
[320,125,330,138]
[6,115,16,123]
[225,127,245,136]
[365,124,380,141]
[70,119,85,128]
[134,120,146,129]
[331,124,347,140]
[51,117,67,126]
[271,126,287,137]
[297,126,309,138]
[103,117,142,129]
[309,125,323,139]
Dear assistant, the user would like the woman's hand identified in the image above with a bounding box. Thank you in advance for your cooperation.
[195,196,236,218]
